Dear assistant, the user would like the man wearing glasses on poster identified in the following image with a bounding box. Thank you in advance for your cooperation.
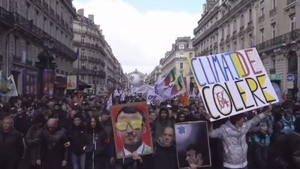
[115,106,153,158]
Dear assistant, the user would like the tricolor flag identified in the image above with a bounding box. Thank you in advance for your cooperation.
[154,68,186,100]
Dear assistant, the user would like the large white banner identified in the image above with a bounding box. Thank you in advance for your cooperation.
[189,48,278,121]
[146,88,165,105]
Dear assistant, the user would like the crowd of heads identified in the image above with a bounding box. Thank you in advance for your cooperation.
[0,92,299,169]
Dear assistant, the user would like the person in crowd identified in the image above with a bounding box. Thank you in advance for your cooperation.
[14,107,32,136]
[50,103,68,129]
[100,110,116,168]
[115,106,152,158]
[23,113,45,169]
[154,107,174,140]
[69,114,88,169]
[252,122,271,169]
[268,132,300,169]
[39,118,69,169]
[153,126,177,169]
[148,110,157,139]
[210,107,272,169]
[176,112,186,123]
[0,116,24,169]
[85,116,109,169]
[276,109,296,134]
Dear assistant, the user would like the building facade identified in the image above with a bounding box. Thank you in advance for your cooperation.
[73,9,124,94]
[73,9,106,94]
[193,0,300,98]
[160,37,195,93]
[0,0,76,95]
[145,65,161,85]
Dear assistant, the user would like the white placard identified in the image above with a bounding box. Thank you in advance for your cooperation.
[189,48,279,121]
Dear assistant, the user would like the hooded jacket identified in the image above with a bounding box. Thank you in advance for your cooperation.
[210,113,267,169]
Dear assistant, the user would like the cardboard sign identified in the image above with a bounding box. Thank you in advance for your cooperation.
[175,121,211,168]
[189,48,278,121]
[67,75,77,90]
[111,102,153,159]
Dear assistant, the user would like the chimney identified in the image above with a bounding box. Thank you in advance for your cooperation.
[78,9,84,16]
[88,14,94,22]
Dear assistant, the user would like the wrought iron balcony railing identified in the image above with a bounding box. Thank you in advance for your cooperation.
[256,29,300,52]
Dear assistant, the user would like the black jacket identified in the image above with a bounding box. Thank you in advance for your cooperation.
[25,124,43,166]
[40,128,69,169]
[0,129,24,168]
[69,126,88,155]
[154,140,178,169]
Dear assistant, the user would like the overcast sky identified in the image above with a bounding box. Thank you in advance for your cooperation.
[73,0,205,74]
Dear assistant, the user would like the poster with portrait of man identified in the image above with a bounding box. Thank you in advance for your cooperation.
[112,102,153,159]
[175,121,211,169]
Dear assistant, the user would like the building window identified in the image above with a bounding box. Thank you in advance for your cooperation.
[179,44,185,50]
[233,19,237,31]
[271,55,276,71]
[180,62,183,69]
[43,16,47,32]
[249,33,253,47]
[222,28,224,38]
[291,16,296,31]
[35,9,39,25]
[227,23,230,35]
[241,37,245,49]
[260,28,264,42]
[240,14,244,27]
[261,7,264,17]
[272,0,276,9]
[249,8,252,21]
[26,2,30,19]
[271,23,276,38]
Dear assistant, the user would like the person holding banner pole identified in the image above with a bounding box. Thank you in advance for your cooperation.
[209,107,272,169]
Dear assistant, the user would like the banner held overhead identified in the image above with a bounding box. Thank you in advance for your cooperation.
[189,48,279,121]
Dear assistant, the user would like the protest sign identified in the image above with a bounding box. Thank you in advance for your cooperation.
[146,88,165,105]
[67,75,77,90]
[0,74,18,97]
[111,102,153,159]
[189,48,278,121]
[175,121,211,168]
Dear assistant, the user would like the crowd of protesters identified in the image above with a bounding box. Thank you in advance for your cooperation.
[0,92,300,169]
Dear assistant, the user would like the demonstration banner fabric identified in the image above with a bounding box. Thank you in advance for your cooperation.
[147,68,186,105]
[0,74,18,97]
[111,102,153,159]
[175,121,211,169]
[189,48,279,121]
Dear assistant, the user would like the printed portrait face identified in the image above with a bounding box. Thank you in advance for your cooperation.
[116,108,146,146]
[112,103,153,159]
[186,148,203,168]
[175,121,211,168]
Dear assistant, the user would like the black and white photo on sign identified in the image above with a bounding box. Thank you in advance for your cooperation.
[175,121,211,169]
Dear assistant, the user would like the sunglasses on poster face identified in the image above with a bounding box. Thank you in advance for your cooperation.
[116,120,144,131]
